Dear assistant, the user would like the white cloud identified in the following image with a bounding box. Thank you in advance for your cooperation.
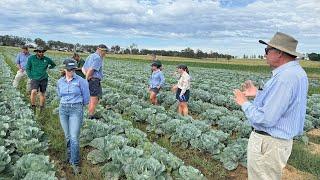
[0,0,319,55]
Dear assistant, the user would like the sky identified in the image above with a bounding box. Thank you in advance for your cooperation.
[0,0,319,56]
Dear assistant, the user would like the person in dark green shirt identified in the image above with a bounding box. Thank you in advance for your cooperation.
[72,53,85,78]
[26,47,56,112]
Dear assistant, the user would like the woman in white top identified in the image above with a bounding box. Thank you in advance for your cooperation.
[172,64,191,116]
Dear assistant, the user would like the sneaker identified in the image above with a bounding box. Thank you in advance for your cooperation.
[71,165,81,175]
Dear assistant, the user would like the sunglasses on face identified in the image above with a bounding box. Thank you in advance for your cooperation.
[37,51,45,54]
[67,69,75,72]
[264,47,277,55]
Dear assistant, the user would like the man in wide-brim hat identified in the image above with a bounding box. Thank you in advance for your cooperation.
[233,32,308,180]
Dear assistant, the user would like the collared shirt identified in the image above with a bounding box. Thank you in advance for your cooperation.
[57,74,90,105]
[149,70,165,88]
[82,52,103,80]
[177,72,191,96]
[241,60,308,140]
[16,52,31,70]
[26,55,56,80]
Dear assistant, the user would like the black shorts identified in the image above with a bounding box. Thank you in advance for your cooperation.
[176,88,190,102]
[150,87,160,94]
[88,78,102,97]
[30,78,48,93]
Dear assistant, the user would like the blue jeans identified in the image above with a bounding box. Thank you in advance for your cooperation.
[59,103,84,165]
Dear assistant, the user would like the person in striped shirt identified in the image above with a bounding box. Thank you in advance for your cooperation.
[234,32,308,180]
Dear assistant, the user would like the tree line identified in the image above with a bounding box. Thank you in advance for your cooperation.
[1,34,319,60]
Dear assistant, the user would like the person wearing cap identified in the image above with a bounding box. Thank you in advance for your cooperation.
[72,53,85,78]
[148,61,165,105]
[26,47,56,112]
[57,59,90,175]
[172,64,191,116]
[82,44,107,119]
[233,32,308,180]
[12,46,31,91]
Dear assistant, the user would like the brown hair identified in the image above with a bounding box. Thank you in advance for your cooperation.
[177,64,189,74]
[60,69,66,77]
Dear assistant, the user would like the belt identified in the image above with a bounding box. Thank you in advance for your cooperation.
[253,129,271,136]
[88,78,101,82]
[90,77,101,80]
[60,102,83,107]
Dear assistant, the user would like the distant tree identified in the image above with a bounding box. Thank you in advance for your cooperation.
[131,48,139,54]
[259,55,264,59]
[124,48,131,54]
[110,45,116,53]
[114,45,120,53]
[129,43,138,54]
[34,38,46,47]
[181,47,195,58]
[110,45,121,54]
[195,49,204,59]
[0,34,236,59]
[308,53,320,61]
[34,38,45,47]
[0,35,27,46]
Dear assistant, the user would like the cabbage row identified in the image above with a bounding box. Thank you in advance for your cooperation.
[104,60,320,131]
[80,111,206,179]
[2,49,207,179]
[0,54,57,180]
[98,85,248,171]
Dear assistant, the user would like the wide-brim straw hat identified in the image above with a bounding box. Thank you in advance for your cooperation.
[259,32,303,57]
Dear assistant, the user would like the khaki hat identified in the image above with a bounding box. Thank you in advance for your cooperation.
[259,32,303,57]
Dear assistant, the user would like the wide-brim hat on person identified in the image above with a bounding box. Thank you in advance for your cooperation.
[259,32,303,57]
[34,46,47,52]
[98,44,108,51]
[63,58,77,70]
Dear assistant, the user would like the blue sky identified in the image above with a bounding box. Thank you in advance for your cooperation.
[0,0,319,57]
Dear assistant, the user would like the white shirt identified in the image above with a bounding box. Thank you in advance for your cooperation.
[177,72,191,96]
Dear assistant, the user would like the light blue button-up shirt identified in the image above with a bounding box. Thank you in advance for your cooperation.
[57,74,90,105]
[241,60,308,140]
[82,52,103,80]
[16,52,31,70]
[149,70,165,88]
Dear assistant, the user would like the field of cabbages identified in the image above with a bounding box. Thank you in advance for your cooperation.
[0,46,319,179]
